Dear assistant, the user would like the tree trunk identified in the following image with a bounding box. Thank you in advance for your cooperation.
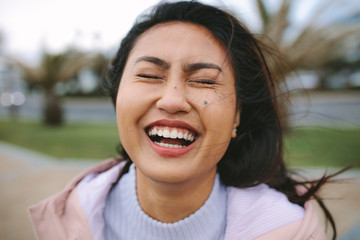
[317,70,328,90]
[43,89,63,126]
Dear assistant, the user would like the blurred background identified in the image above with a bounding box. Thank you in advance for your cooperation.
[0,0,359,239]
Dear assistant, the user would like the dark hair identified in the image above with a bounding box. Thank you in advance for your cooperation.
[102,1,340,238]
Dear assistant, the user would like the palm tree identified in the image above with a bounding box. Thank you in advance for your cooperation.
[254,0,360,81]
[14,49,92,126]
[91,53,110,78]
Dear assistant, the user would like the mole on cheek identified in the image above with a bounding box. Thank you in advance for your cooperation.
[204,100,208,105]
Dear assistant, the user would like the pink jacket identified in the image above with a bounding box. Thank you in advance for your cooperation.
[28,159,326,240]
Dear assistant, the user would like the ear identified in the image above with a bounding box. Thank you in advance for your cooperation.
[232,109,241,138]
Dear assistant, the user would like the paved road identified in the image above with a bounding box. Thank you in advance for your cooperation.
[0,142,95,240]
[1,90,360,127]
[288,90,360,128]
[0,95,116,123]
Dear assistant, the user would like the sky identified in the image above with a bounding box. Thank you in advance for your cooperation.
[0,0,357,64]
[0,0,258,63]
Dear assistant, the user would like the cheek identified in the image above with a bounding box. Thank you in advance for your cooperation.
[116,86,133,125]
[116,83,148,118]
[200,91,237,134]
[115,83,157,136]
[204,104,235,131]
[199,88,237,113]
[115,84,144,142]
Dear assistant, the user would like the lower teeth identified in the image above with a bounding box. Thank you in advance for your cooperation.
[154,141,185,148]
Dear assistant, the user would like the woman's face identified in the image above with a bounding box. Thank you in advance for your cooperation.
[116,22,239,184]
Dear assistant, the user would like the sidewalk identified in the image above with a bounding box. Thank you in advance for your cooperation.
[1,141,359,239]
[0,142,95,240]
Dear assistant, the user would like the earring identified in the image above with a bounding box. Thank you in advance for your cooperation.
[232,128,237,138]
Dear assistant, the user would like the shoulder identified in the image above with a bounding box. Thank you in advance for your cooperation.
[225,184,305,240]
[28,158,126,240]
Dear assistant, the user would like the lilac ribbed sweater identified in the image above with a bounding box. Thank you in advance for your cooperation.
[104,164,227,240]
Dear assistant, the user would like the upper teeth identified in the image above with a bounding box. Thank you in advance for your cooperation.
[148,127,195,142]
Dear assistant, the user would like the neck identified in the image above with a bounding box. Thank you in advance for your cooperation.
[136,168,217,223]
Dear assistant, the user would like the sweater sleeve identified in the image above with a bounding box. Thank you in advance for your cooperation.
[225,184,306,240]
[254,200,326,240]
[28,187,94,240]
[28,158,124,240]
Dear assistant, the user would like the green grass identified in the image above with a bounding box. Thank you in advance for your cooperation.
[0,120,119,159]
[284,127,360,168]
[0,120,359,167]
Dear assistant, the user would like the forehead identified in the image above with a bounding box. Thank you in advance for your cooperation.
[128,22,229,65]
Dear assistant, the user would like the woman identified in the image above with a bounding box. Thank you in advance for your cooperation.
[29,1,338,239]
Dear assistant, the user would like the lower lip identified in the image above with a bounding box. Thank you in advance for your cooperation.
[147,137,196,157]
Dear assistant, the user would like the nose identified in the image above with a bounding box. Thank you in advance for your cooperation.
[156,84,191,114]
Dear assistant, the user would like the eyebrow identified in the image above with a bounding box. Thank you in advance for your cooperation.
[135,56,170,69]
[135,55,222,73]
[183,62,222,73]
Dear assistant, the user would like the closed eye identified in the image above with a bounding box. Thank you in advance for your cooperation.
[136,74,163,79]
[190,79,217,85]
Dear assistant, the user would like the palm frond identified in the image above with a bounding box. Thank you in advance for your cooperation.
[57,54,91,82]
[11,59,44,84]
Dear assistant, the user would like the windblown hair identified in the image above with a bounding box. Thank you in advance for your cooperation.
[102,1,340,238]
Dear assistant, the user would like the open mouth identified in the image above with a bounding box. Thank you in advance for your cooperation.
[147,126,198,149]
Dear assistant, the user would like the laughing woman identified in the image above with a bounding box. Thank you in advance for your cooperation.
[29,1,338,239]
